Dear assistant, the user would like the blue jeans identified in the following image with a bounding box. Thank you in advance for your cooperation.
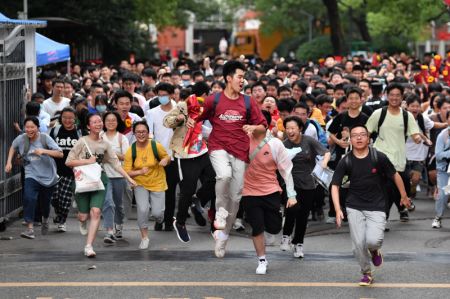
[23,178,55,224]
[102,177,126,229]
[436,171,449,218]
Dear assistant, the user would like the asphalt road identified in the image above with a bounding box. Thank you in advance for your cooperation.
[1,193,450,299]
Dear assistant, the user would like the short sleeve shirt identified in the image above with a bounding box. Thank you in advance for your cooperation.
[12,133,61,186]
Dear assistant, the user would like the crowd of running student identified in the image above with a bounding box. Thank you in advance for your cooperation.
[5,53,450,283]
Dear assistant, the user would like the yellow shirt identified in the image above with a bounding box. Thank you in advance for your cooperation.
[310,108,325,126]
[123,141,168,192]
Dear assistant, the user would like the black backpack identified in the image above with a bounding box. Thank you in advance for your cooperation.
[376,106,409,141]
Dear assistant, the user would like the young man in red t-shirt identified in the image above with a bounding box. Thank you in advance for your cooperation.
[187,60,267,258]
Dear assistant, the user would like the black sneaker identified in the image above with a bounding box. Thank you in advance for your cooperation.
[173,219,190,243]
[164,222,174,232]
[399,209,409,222]
[407,200,416,212]
[154,221,163,231]
[190,204,207,226]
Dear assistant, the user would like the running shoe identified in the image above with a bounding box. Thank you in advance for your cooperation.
[232,218,245,231]
[103,233,117,244]
[213,230,228,258]
[139,238,149,250]
[114,224,123,239]
[370,249,383,267]
[20,228,35,239]
[190,204,207,226]
[79,221,88,235]
[399,209,409,222]
[173,219,190,243]
[293,243,304,258]
[359,273,373,286]
[57,223,67,233]
[432,217,441,229]
[256,259,268,275]
[280,235,291,251]
[84,245,96,258]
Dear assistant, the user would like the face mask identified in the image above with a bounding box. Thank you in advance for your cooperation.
[182,80,191,87]
[96,105,107,113]
[159,95,170,105]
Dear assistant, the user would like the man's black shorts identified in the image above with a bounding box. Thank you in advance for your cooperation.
[241,192,282,237]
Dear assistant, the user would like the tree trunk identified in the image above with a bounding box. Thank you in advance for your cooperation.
[353,13,371,42]
[322,0,344,55]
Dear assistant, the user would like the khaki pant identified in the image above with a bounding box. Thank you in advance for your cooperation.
[209,150,246,235]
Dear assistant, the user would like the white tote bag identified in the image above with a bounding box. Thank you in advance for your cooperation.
[73,138,105,193]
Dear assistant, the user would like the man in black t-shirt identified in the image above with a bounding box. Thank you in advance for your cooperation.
[330,125,411,287]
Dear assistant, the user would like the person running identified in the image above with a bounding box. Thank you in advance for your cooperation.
[327,87,369,223]
[66,113,136,257]
[280,116,330,258]
[5,117,63,239]
[163,82,216,243]
[242,110,297,274]
[331,125,411,286]
[366,83,421,222]
[432,112,450,229]
[187,60,267,258]
[146,83,179,231]
[100,111,129,242]
[123,121,171,250]
[49,107,80,232]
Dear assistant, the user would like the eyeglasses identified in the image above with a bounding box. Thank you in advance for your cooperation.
[350,133,368,138]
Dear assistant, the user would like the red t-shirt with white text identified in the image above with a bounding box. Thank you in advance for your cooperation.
[198,92,267,162]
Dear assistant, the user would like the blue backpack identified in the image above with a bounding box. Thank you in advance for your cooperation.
[305,119,328,148]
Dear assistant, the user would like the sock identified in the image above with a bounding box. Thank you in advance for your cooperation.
[258,255,266,262]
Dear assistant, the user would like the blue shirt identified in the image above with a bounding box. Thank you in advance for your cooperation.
[12,133,62,186]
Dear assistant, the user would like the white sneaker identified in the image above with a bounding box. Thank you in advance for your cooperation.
[256,259,268,275]
[432,217,441,229]
[213,230,228,258]
[293,244,304,258]
[280,235,291,251]
[232,218,245,231]
[139,238,150,250]
[57,223,67,232]
[326,216,336,224]
[84,245,96,258]
[79,221,88,236]
[265,232,277,246]
[214,207,229,230]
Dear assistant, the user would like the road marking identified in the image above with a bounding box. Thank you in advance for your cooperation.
[1,282,450,288]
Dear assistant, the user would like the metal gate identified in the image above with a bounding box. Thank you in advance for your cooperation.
[0,25,27,219]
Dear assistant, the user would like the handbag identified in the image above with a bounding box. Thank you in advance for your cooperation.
[73,138,105,193]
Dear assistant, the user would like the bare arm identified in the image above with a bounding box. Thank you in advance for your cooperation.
[33,148,63,159]
[331,185,345,228]
[393,172,411,208]
[4,146,16,173]
[321,152,331,168]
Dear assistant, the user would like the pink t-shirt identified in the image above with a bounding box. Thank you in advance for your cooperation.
[243,138,281,196]
[198,92,267,163]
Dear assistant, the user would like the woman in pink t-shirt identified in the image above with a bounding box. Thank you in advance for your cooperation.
[241,110,297,275]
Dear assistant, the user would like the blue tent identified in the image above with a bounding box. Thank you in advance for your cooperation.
[35,33,70,66]
[0,12,46,26]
